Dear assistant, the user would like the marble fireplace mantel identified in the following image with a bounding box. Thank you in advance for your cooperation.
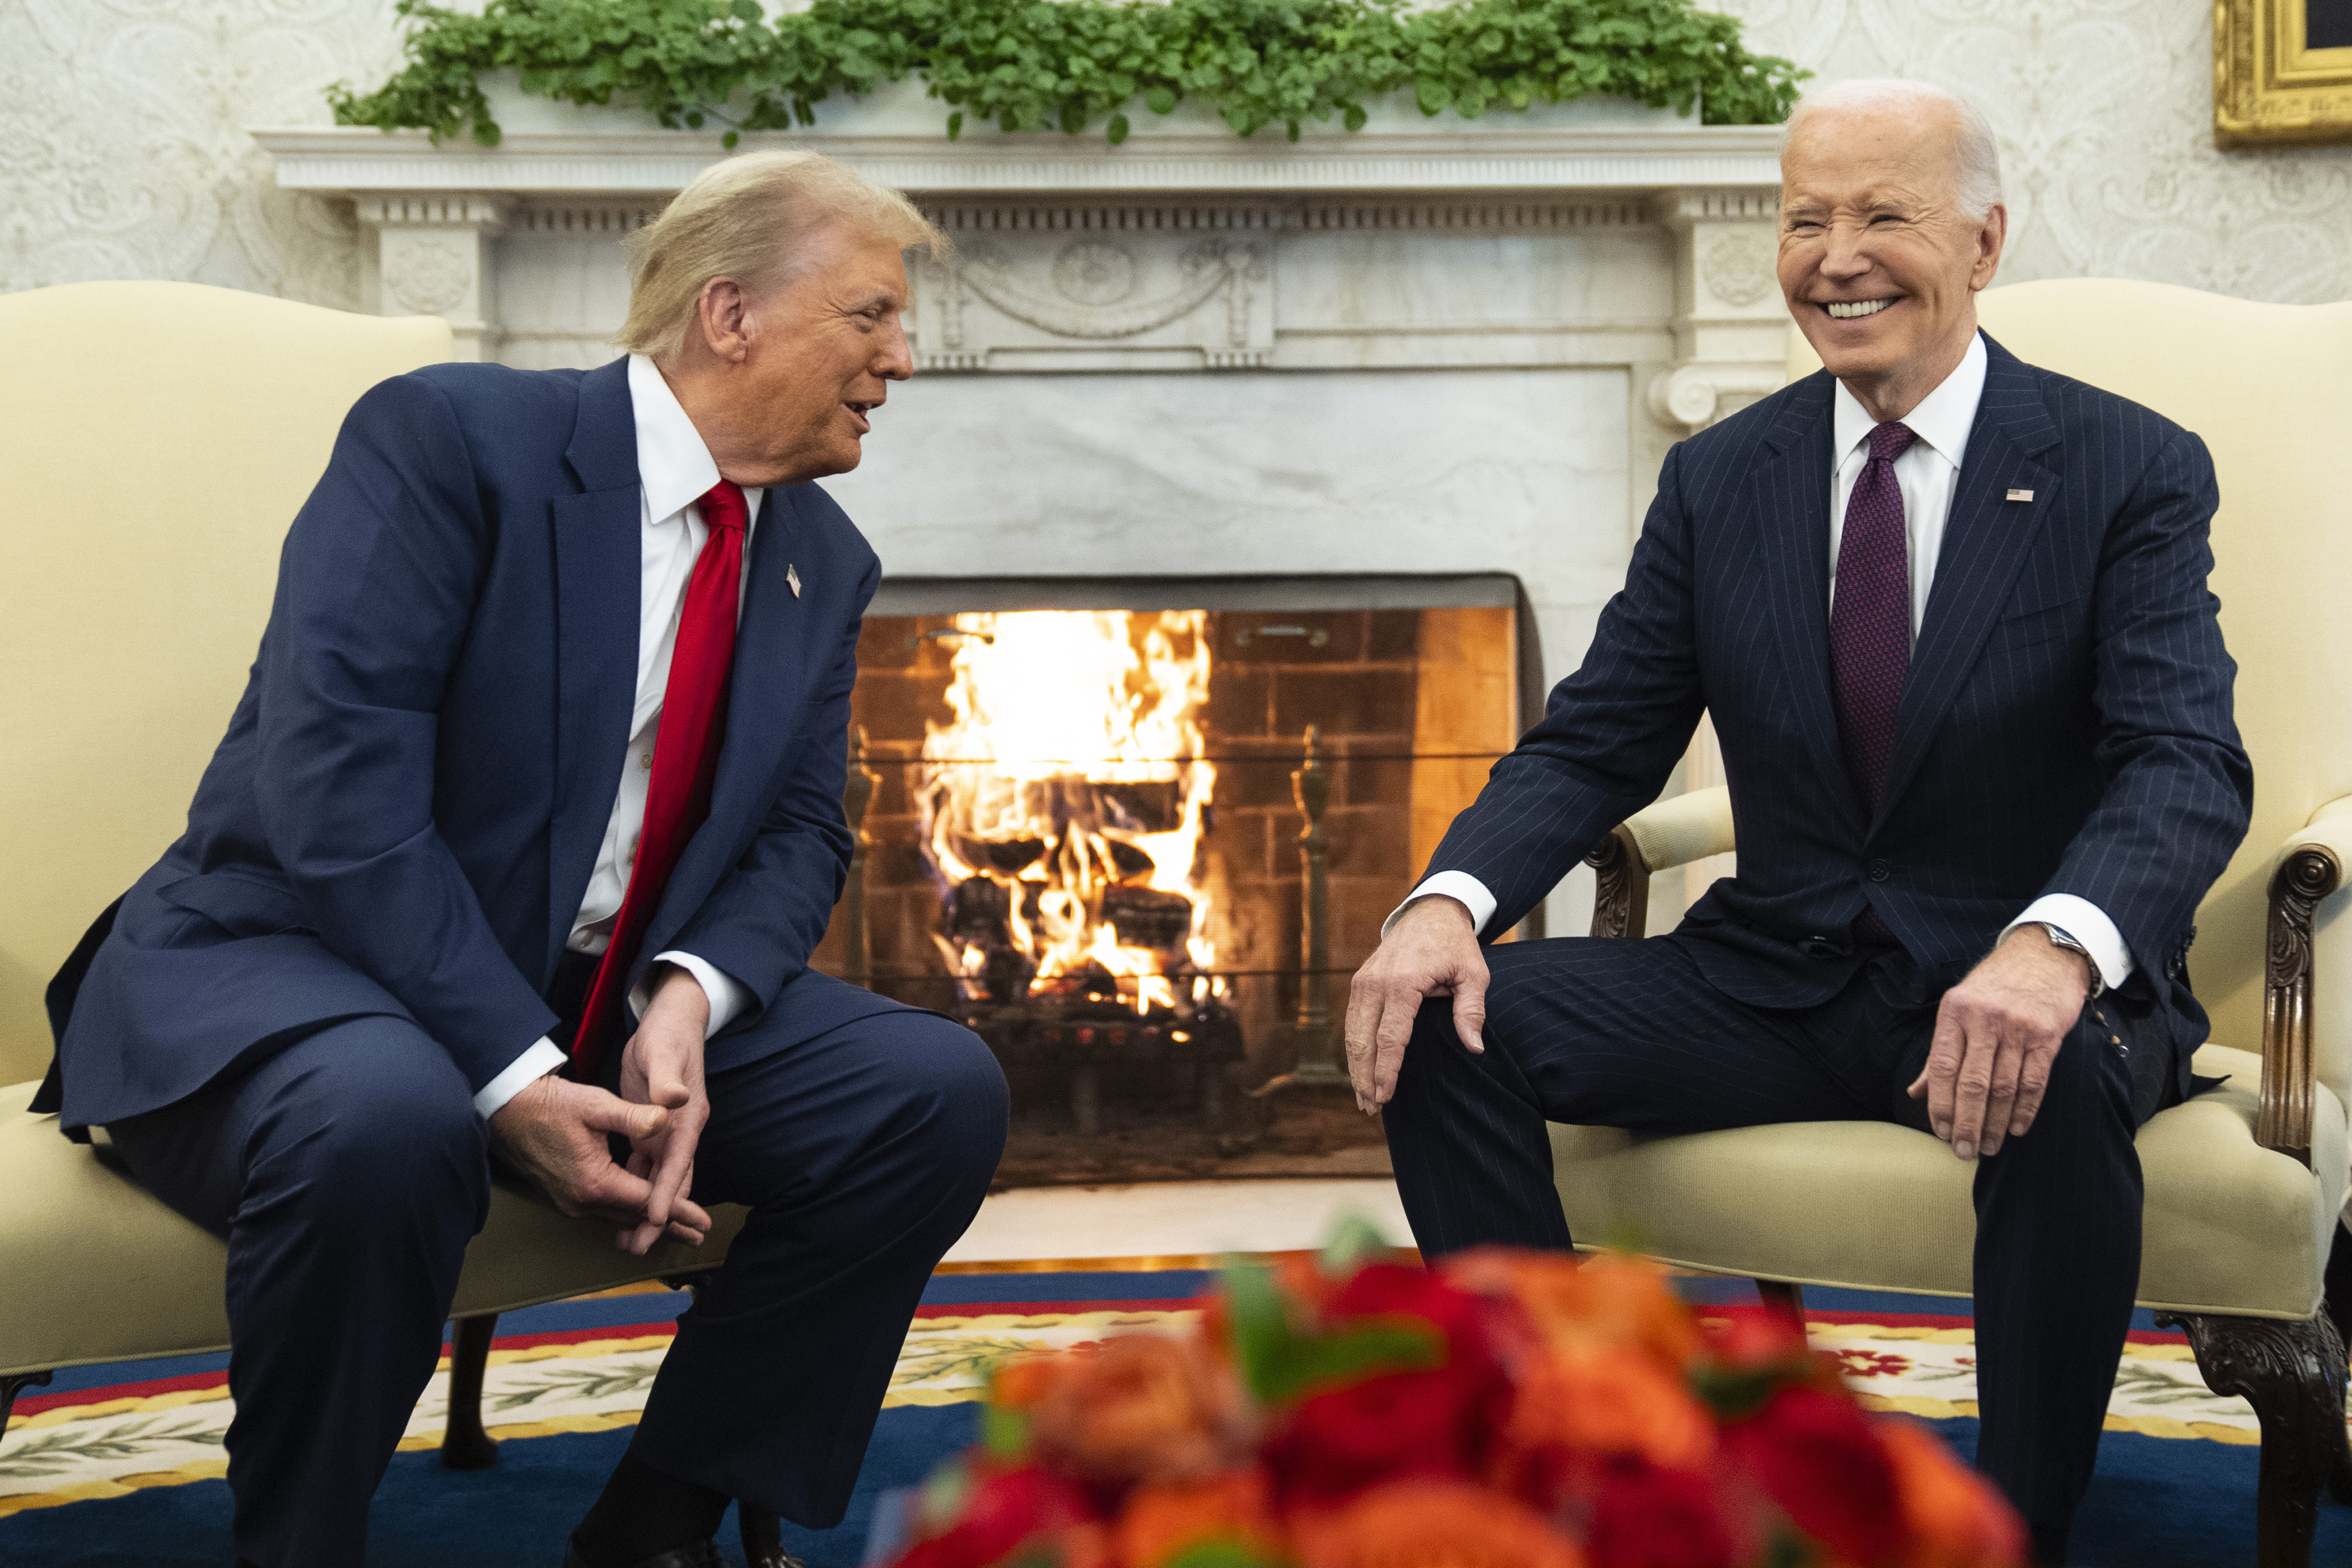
[253,87,1788,423]
[257,90,1789,935]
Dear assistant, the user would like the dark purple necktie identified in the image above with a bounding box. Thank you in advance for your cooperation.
[1830,420,1918,810]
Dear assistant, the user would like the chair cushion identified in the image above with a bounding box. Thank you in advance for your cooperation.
[1550,1046,2347,1319]
[0,1083,744,1377]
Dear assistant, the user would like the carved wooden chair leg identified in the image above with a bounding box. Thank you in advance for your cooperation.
[1755,1279,1806,1327]
[440,1312,501,1470]
[2158,1310,2348,1566]
[1,1368,53,1428]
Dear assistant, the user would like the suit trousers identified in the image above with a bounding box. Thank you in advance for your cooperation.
[1380,933,2176,1535]
[107,999,1009,1568]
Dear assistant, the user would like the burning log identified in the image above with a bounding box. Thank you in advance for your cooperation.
[1103,885,1193,954]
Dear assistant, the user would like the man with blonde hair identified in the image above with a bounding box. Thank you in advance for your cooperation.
[37,150,1006,1568]
[1353,79,2249,1562]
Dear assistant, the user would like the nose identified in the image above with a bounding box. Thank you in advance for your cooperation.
[1819,220,1873,282]
[878,317,913,381]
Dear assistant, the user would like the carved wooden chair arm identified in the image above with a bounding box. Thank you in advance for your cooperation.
[2258,796,2352,1164]
[1584,785,1735,940]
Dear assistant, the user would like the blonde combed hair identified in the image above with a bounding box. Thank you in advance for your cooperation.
[617,150,948,360]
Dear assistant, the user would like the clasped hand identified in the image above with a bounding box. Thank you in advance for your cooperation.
[1908,926,2092,1161]
[488,965,715,1254]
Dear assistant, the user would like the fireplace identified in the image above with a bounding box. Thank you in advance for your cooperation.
[807,575,1533,1180]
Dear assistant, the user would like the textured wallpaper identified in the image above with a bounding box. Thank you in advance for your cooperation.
[0,0,405,305]
[2,0,2347,307]
[1718,0,2352,303]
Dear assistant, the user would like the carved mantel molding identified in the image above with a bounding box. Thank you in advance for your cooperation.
[254,106,1784,379]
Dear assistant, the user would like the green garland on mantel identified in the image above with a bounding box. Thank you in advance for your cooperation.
[329,0,1806,150]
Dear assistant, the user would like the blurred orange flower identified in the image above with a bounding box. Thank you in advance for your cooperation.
[1445,1250,1698,1373]
[1292,1478,1584,1568]
[1029,1332,1257,1488]
[1879,1420,2029,1568]
[1500,1346,1714,1478]
[1115,1465,1285,1568]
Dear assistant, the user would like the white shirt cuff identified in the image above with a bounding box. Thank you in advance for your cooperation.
[637,950,752,1039]
[473,1037,569,1120]
[1384,871,1498,940]
[2003,893,2136,992]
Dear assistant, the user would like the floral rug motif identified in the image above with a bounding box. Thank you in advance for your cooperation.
[1804,1315,2271,1446]
[0,1290,2312,1521]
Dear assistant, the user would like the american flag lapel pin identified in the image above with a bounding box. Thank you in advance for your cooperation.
[787,563,802,598]
[2006,488,2035,503]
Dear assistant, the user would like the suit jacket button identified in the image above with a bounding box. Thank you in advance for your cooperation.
[1800,935,1836,958]
[1866,859,1891,883]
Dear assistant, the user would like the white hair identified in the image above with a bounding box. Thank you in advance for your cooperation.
[1782,78,2004,221]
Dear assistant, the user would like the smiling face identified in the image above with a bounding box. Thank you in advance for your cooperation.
[666,221,914,489]
[1777,101,2006,421]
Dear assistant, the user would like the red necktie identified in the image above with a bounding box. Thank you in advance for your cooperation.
[570,480,749,1081]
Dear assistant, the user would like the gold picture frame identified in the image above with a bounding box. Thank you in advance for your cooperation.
[2216,0,2352,147]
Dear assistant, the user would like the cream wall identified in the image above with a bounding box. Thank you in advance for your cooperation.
[3,0,2349,310]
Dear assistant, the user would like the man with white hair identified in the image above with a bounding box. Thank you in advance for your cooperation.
[35,151,1009,1568]
[1352,79,2249,1562]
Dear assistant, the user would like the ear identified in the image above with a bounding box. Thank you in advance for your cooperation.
[1969,203,2008,293]
[694,278,753,364]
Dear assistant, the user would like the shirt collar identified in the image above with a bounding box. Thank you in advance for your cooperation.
[627,353,759,525]
[1832,329,1989,469]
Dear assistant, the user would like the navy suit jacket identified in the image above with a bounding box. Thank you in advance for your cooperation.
[39,358,900,1135]
[1428,336,2253,1089]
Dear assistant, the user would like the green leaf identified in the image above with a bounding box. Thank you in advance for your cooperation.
[321,0,1810,152]
[1318,1214,1392,1275]
[1164,1541,1287,1568]
[947,109,963,137]
[983,1401,1031,1459]
[1219,1261,1446,1407]
[722,128,740,147]
[1107,112,1130,142]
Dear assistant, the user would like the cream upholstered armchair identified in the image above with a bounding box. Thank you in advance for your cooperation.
[1556,279,2352,1567]
[0,284,742,1473]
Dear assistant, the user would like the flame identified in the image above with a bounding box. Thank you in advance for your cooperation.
[919,611,1216,1013]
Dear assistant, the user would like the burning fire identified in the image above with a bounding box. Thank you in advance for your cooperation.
[919,610,1219,1013]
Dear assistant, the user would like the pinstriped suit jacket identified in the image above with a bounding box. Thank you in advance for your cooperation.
[1430,335,2253,1082]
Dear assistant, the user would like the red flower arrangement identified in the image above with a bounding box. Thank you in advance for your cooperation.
[888,1228,2024,1568]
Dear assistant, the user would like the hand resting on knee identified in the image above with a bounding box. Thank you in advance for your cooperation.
[1343,894,1488,1116]
[1908,924,2092,1162]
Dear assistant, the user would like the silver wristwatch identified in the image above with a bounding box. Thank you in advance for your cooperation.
[2035,923,2104,997]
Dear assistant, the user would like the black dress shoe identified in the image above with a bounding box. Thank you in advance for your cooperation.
[562,1537,724,1568]
[739,1503,808,1568]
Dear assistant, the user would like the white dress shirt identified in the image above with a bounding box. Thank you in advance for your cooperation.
[1392,332,2134,992]
[472,355,761,1118]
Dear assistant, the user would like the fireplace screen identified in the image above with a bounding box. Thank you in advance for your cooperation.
[810,579,1531,1184]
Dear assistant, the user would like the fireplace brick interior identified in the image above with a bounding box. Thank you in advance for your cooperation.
[810,600,1517,1131]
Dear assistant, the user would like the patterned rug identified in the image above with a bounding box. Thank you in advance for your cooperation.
[5,1269,2350,1567]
